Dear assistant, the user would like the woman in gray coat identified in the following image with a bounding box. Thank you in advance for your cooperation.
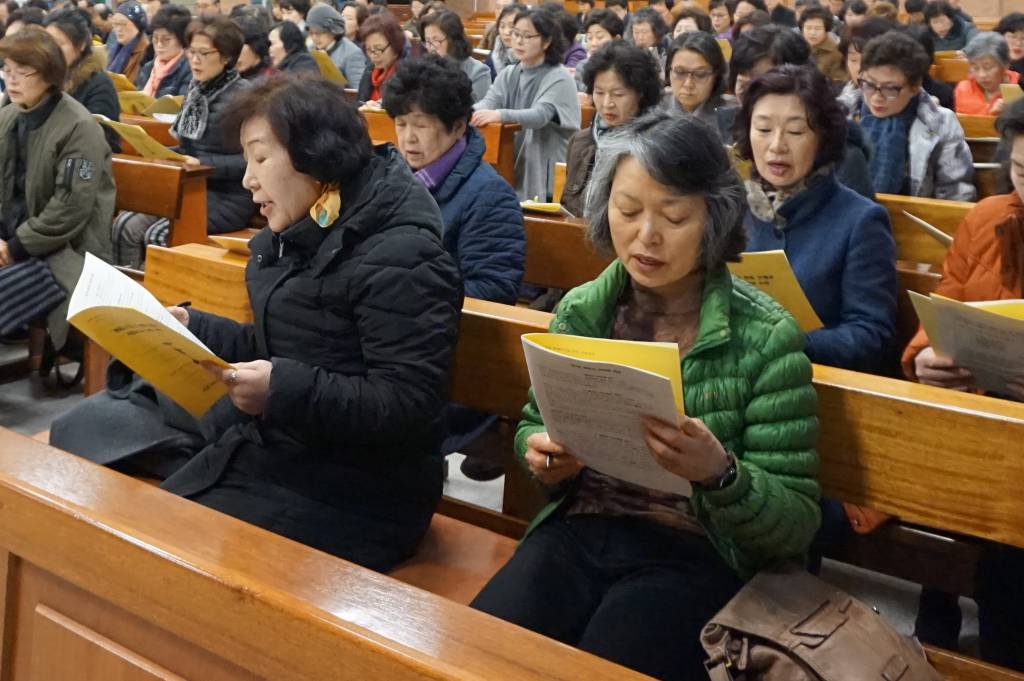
[0,28,114,350]
[420,10,491,103]
[306,3,366,87]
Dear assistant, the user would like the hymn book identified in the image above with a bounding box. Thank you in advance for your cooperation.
[909,292,1024,394]
[106,71,136,92]
[68,254,231,416]
[311,50,348,85]
[727,251,823,332]
[118,91,183,116]
[93,115,187,162]
[522,333,691,496]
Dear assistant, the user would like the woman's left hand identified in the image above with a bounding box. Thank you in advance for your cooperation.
[205,360,273,415]
[642,415,731,486]
[182,155,201,167]
[470,109,502,127]
[0,239,10,267]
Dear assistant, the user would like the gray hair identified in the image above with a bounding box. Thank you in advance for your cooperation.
[583,110,748,272]
[963,31,1010,66]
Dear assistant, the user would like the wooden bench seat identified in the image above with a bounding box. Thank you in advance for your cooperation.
[111,154,211,248]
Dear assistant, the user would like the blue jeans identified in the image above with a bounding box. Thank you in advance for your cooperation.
[470,514,743,680]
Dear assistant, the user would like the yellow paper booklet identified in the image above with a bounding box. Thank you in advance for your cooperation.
[209,235,252,255]
[1002,84,1023,104]
[142,94,184,116]
[522,333,690,496]
[68,254,231,416]
[106,71,136,92]
[727,251,823,332]
[93,114,187,162]
[118,90,156,115]
[312,50,348,85]
[908,292,1024,394]
[520,200,565,214]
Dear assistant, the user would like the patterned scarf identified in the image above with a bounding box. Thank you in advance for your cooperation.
[860,92,919,195]
[171,69,239,142]
[143,50,185,98]
[745,165,833,228]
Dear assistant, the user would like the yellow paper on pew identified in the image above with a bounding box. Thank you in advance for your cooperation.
[209,235,252,255]
[92,114,187,162]
[106,71,136,92]
[68,254,231,417]
[118,90,157,115]
[727,251,823,332]
[312,49,348,85]
[523,333,683,412]
[1001,84,1023,104]
[520,200,564,214]
[142,94,184,116]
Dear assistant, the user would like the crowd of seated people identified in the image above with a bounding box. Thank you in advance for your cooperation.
[3,0,1024,678]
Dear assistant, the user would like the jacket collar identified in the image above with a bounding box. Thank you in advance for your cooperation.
[432,126,483,203]
[65,50,107,94]
[912,89,944,133]
[559,260,734,355]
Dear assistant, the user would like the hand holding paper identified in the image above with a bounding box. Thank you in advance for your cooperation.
[642,415,731,486]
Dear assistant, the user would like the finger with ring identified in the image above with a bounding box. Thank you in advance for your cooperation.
[229,369,238,385]
[546,454,552,468]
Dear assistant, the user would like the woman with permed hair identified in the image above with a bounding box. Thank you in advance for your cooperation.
[472,6,580,200]
[52,75,463,572]
[471,109,821,681]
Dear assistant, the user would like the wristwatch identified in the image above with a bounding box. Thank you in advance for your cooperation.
[696,452,738,492]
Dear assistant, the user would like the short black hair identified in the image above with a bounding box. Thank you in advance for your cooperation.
[799,4,832,32]
[997,97,1024,143]
[904,22,936,60]
[583,8,624,38]
[729,24,810,90]
[582,42,663,112]
[847,0,868,15]
[737,0,767,11]
[279,0,310,18]
[604,0,629,10]
[923,1,956,23]
[735,64,847,173]
[996,12,1024,36]
[731,8,769,41]
[903,0,925,13]
[667,30,727,95]
[631,6,669,39]
[709,0,732,17]
[272,20,306,54]
[539,3,580,49]
[223,74,374,186]
[839,16,897,59]
[861,29,929,84]
[673,8,712,34]
[382,53,472,131]
[419,9,472,60]
[45,7,93,55]
[513,7,565,66]
[149,4,190,47]
[235,14,270,61]
[6,7,45,30]
[187,14,244,67]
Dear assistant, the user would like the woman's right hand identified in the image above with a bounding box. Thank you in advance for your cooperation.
[914,346,973,391]
[167,306,189,327]
[524,432,584,485]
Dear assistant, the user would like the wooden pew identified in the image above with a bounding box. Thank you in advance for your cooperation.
[959,114,1001,164]
[0,427,647,681]
[935,57,969,84]
[581,104,595,130]
[522,213,610,289]
[121,113,176,147]
[876,193,973,269]
[111,154,211,248]
[360,107,520,185]
[553,161,567,203]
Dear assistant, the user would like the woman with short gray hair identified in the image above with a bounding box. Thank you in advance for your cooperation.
[955,31,1021,115]
[470,110,821,681]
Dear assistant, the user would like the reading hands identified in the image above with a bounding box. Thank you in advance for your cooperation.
[167,306,189,326]
[915,346,974,392]
[642,415,731,486]
[203,360,273,416]
[525,432,584,485]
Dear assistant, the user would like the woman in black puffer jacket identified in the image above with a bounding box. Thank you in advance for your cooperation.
[52,75,463,572]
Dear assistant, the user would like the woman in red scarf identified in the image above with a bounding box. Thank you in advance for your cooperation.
[356,12,406,105]
[137,5,193,98]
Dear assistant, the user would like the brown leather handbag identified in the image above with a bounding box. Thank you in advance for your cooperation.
[701,565,942,681]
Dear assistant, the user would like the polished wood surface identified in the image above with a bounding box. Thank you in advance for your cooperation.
[876,193,973,268]
[0,428,650,681]
[553,161,567,203]
[112,154,211,248]
[935,58,969,84]
[522,213,611,290]
[144,244,251,322]
[581,104,595,130]
[958,113,999,139]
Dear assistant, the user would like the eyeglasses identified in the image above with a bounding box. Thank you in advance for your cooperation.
[499,23,515,34]
[858,78,906,99]
[1005,31,1024,45]
[152,34,178,46]
[509,29,541,41]
[425,37,448,48]
[365,44,391,56]
[186,47,220,61]
[671,68,713,84]
[1,66,37,82]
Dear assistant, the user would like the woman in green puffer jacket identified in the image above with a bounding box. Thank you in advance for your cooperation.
[471,111,821,681]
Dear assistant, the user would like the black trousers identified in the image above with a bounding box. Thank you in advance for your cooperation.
[470,514,743,681]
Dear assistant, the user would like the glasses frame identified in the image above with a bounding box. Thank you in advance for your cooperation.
[857,77,907,100]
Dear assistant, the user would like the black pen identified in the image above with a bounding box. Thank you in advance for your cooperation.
[175,300,192,308]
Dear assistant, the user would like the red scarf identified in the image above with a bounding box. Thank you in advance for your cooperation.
[368,61,397,102]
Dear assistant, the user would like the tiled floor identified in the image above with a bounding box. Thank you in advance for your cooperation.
[0,344,981,656]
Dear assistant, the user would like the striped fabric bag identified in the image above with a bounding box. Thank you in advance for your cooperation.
[0,259,67,336]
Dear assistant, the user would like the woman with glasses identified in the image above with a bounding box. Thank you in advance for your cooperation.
[563,42,661,217]
[955,32,1021,116]
[112,15,255,267]
[486,3,524,76]
[356,11,405,104]
[996,12,1024,78]
[420,10,491,102]
[665,31,731,128]
[268,21,318,74]
[0,28,114,356]
[135,5,193,97]
[107,1,149,83]
[850,31,974,200]
[472,7,580,200]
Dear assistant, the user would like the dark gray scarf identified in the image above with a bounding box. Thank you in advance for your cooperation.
[172,69,239,142]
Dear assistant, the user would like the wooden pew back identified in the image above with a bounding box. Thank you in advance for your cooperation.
[876,193,973,268]
[522,214,611,289]
[111,154,211,247]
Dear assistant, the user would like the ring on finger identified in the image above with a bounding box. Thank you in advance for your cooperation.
[546,454,552,468]
[228,369,239,385]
